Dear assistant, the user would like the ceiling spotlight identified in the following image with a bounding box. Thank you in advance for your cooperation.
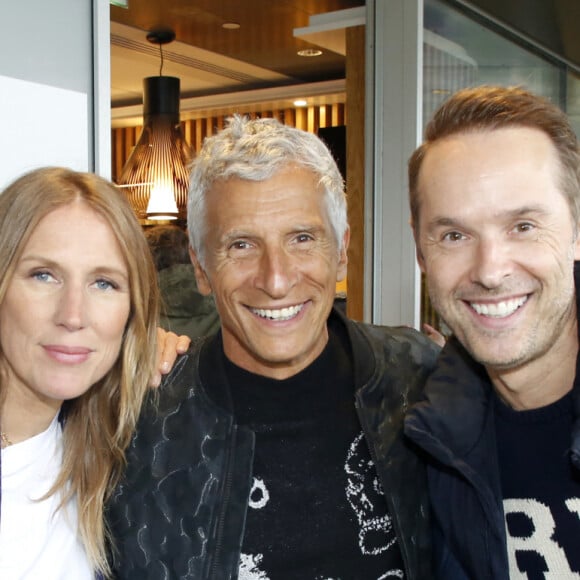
[222,22,241,30]
[293,99,308,107]
[297,48,322,57]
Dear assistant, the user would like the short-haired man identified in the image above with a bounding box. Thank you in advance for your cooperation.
[109,116,439,579]
[405,86,580,579]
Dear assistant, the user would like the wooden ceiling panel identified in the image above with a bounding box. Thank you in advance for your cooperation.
[111,0,364,81]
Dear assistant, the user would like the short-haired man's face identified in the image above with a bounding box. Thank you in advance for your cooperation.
[415,127,580,395]
[190,165,349,380]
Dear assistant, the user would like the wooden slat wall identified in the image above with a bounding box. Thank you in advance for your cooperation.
[345,26,365,321]
[111,104,346,183]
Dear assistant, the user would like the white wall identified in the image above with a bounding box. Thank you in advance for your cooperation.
[0,0,108,189]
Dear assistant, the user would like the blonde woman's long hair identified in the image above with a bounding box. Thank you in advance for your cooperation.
[0,167,160,576]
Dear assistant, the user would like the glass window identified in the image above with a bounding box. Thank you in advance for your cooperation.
[424,0,580,137]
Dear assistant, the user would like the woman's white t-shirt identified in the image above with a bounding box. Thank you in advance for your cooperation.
[0,414,93,579]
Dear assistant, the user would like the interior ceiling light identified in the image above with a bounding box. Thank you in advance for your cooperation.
[117,29,192,222]
[297,48,323,57]
[293,99,308,107]
[222,22,241,30]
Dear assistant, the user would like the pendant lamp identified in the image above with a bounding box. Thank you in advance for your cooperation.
[117,29,192,222]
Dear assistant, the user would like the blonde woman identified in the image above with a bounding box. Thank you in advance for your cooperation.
[0,167,175,578]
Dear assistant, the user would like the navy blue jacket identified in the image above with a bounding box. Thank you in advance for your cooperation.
[404,264,580,579]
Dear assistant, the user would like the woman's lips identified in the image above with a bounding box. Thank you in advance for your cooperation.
[43,345,92,364]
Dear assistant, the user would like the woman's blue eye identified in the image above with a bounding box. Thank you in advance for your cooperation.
[95,279,116,291]
[32,271,53,282]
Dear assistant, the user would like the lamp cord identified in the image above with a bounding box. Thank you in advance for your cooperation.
[159,43,165,76]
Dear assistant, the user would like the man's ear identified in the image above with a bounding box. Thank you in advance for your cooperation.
[410,220,426,273]
[574,222,580,261]
[189,248,213,296]
[416,245,426,273]
[336,227,350,282]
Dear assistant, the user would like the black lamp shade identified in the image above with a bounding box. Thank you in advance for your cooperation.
[118,76,192,221]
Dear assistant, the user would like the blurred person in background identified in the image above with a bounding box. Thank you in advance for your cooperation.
[146,224,220,340]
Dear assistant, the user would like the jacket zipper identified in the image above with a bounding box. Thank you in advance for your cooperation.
[354,394,414,580]
[209,425,237,579]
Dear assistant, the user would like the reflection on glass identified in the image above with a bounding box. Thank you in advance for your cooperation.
[423,0,579,137]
